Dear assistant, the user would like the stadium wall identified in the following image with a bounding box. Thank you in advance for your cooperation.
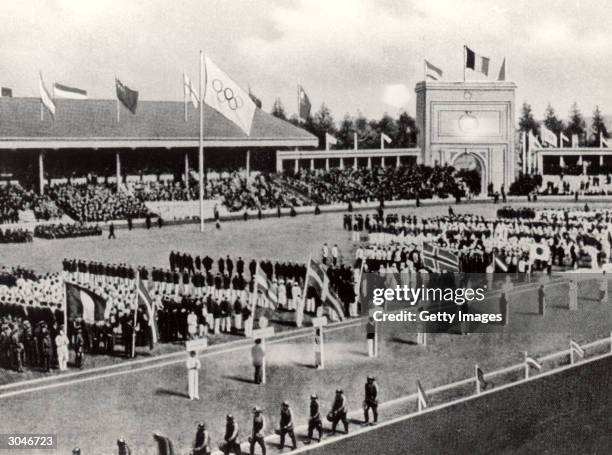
[305,355,612,455]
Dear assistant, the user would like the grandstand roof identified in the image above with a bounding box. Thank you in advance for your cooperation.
[0,98,317,149]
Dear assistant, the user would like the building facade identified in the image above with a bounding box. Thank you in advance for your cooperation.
[415,81,517,193]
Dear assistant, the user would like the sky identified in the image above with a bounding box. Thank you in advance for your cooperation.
[2,0,612,123]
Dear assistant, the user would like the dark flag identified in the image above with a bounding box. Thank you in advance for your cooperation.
[298,85,311,121]
[136,274,158,348]
[248,86,262,109]
[1,87,12,97]
[115,78,139,114]
[65,281,107,321]
[465,46,476,70]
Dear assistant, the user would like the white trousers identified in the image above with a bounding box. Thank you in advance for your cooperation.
[188,370,199,399]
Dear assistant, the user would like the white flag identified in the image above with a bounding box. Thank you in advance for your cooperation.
[541,126,557,147]
[560,132,569,147]
[325,132,337,149]
[39,72,56,115]
[600,133,609,148]
[529,131,541,149]
[203,55,256,135]
[183,73,199,108]
[382,133,392,144]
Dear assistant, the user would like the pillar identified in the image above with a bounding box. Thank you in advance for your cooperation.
[354,156,358,169]
[294,159,299,174]
[310,159,314,171]
[184,151,189,185]
[38,150,45,195]
[246,149,251,179]
[367,156,372,169]
[396,155,401,167]
[581,156,586,175]
[115,151,121,191]
[600,155,604,166]
[381,156,385,167]
[325,158,329,171]
[339,157,344,170]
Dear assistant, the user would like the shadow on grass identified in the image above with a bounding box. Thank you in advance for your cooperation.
[291,361,318,369]
[391,336,417,345]
[155,388,190,399]
[222,375,255,385]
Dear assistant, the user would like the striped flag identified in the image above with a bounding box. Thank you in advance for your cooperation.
[529,130,542,149]
[570,339,584,358]
[65,281,107,322]
[305,258,345,321]
[39,72,56,115]
[541,126,558,147]
[254,265,279,308]
[416,380,430,408]
[421,243,460,273]
[465,46,490,76]
[560,132,570,147]
[325,132,338,150]
[53,83,88,100]
[525,355,542,370]
[424,59,443,80]
[116,78,139,114]
[136,273,158,348]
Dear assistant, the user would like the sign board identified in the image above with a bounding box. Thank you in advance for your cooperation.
[185,337,208,352]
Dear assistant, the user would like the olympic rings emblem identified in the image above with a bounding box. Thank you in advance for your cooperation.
[211,78,244,110]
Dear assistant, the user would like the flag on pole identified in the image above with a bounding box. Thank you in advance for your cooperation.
[465,46,490,76]
[183,73,199,108]
[304,258,345,321]
[529,242,550,264]
[381,133,392,147]
[528,131,542,149]
[525,355,542,370]
[53,83,88,100]
[1,87,13,97]
[254,266,279,308]
[203,54,256,135]
[492,254,508,272]
[560,132,569,147]
[541,126,558,147]
[600,133,609,148]
[325,132,337,150]
[115,78,139,114]
[421,243,460,273]
[497,58,506,81]
[424,59,443,80]
[39,72,56,115]
[136,273,158,348]
[65,281,107,322]
[298,85,311,121]
[416,380,431,408]
[570,339,584,358]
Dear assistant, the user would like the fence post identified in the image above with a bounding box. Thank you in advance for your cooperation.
[569,344,574,365]
[475,364,480,394]
[524,351,529,379]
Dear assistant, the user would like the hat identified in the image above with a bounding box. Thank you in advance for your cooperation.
[117,439,125,445]
[226,414,234,420]
[310,394,318,400]
[367,375,375,381]
[282,401,289,407]
[335,388,343,394]
[72,449,81,454]
[197,422,206,429]
[252,406,263,414]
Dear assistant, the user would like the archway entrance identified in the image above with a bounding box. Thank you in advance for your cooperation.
[453,152,485,195]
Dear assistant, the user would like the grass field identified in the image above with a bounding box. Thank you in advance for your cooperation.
[1,199,611,454]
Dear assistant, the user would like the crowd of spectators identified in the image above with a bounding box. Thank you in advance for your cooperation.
[0,227,32,243]
[283,164,463,205]
[0,184,63,224]
[46,183,151,222]
[34,223,103,239]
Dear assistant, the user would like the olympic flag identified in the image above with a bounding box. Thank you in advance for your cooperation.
[203,55,256,135]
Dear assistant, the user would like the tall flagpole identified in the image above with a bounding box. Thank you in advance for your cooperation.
[199,51,205,232]
[463,46,466,82]
[301,254,312,314]
[183,72,187,122]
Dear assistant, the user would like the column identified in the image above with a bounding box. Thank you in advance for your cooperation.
[325,158,330,171]
[339,157,344,170]
[116,151,121,191]
[184,151,190,185]
[581,155,586,175]
[396,155,401,167]
[381,156,385,167]
[246,149,251,179]
[38,150,45,195]
[353,156,358,169]
[367,156,372,169]
[536,152,543,174]
[294,159,299,174]
[310,159,314,171]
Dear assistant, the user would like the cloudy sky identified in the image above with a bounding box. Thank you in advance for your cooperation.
[2,0,612,122]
